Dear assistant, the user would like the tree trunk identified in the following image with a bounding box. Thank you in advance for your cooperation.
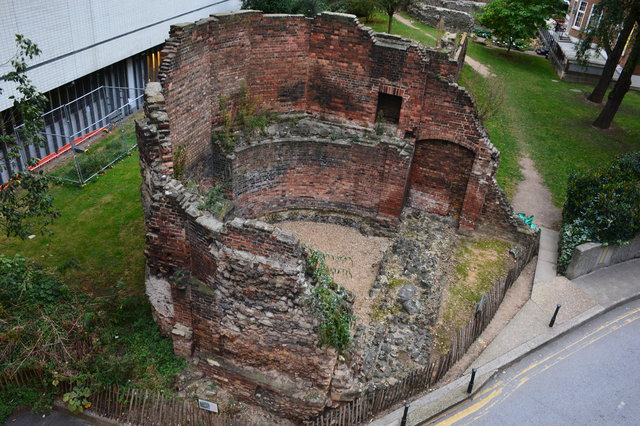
[593,25,640,129]
[588,10,638,104]
[387,12,394,33]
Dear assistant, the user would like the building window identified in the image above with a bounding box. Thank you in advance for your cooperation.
[376,93,402,124]
[573,1,588,30]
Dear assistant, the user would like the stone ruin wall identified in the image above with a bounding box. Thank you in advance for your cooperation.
[408,0,484,33]
[137,11,526,419]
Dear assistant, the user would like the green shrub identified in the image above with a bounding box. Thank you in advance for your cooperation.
[558,152,640,271]
[0,255,186,419]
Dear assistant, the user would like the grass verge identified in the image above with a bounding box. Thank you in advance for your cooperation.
[0,151,145,294]
[462,42,640,205]
[435,238,513,352]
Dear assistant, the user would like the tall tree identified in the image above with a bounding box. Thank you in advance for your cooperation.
[593,22,640,129]
[378,0,405,33]
[577,0,640,103]
[477,0,565,52]
[0,35,58,238]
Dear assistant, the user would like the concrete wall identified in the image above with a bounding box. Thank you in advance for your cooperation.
[565,234,640,279]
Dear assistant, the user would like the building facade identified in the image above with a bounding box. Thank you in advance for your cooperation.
[0,0,240,182]
[565,0,639,85]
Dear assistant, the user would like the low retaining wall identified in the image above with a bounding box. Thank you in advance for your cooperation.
[565,234,640,279]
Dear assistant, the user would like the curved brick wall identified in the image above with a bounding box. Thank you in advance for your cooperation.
[158,11,498,232]
[232,137,412,228]
[136,10,531,420]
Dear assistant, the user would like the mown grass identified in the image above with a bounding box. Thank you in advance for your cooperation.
[0,152,145,294]
[462,42,640,205]
[51,124,137,183]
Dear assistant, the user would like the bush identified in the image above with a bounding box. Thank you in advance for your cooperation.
[558,152,640,271]
[0,255,186,420]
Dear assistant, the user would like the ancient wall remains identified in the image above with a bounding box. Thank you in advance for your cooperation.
[408,1,479,33]
[137,10,526,419]
[158,11,498,233]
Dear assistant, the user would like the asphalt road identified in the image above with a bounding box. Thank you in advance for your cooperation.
[428,298,640,425]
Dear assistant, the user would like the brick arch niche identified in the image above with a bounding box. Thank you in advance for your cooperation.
[407,139,475,219]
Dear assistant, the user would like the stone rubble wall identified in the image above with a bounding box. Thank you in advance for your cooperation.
[135,11,533,419]
[408,1,477,33]
[136,83,357,419]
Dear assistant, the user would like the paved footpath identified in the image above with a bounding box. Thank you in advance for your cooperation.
[373,229,640,425]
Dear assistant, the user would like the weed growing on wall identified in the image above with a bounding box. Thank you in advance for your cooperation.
[304,248,356,354]
[212,81,276,153]
[198,184,227,215]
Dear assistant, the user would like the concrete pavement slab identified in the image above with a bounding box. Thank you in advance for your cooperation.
[534,259,556,284]
[531,276,599,324]
[574,258,640,306]
[469,301,548,369]
[538,246,558,263]
[539,227,559,252]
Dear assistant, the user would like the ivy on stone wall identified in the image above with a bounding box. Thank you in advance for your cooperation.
[304,248,355,354]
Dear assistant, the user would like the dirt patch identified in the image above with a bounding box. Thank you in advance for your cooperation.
[276,221,391,322]
[465,56,495,77]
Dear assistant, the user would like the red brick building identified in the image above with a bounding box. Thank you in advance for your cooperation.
[558,0,640,86]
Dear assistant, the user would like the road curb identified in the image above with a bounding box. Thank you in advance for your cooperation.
[372,292,640,425]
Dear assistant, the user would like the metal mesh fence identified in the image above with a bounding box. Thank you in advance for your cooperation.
[1,85,144,185]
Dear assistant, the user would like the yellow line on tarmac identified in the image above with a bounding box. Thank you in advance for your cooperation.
[435,389,503,426]
[434,306,640,425]
[472,381,503,399]
[513,307,640,380]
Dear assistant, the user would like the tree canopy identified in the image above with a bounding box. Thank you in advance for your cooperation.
[0,35,58,239]
[477,0,566,52]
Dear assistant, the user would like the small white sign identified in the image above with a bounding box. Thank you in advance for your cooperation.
[198,399,219,413]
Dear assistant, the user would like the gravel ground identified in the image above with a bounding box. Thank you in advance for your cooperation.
[277,221,392,321]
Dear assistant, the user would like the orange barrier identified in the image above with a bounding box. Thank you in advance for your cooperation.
[28,127,109,172]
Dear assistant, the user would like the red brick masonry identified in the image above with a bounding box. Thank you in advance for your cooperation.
[136,11,525,419]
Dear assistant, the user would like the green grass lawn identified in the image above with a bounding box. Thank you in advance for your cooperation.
[0,152,145,294]
[51,124,138,183]
[461,42,640,205]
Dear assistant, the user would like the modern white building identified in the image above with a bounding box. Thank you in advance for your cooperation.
[0,0,240,180]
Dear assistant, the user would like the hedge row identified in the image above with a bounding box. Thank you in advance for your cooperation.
[558,151,640,271]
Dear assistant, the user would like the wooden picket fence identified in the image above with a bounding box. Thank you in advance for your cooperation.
[2,237,538,426]
[307,235,539,425]
[0,370,242,425]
